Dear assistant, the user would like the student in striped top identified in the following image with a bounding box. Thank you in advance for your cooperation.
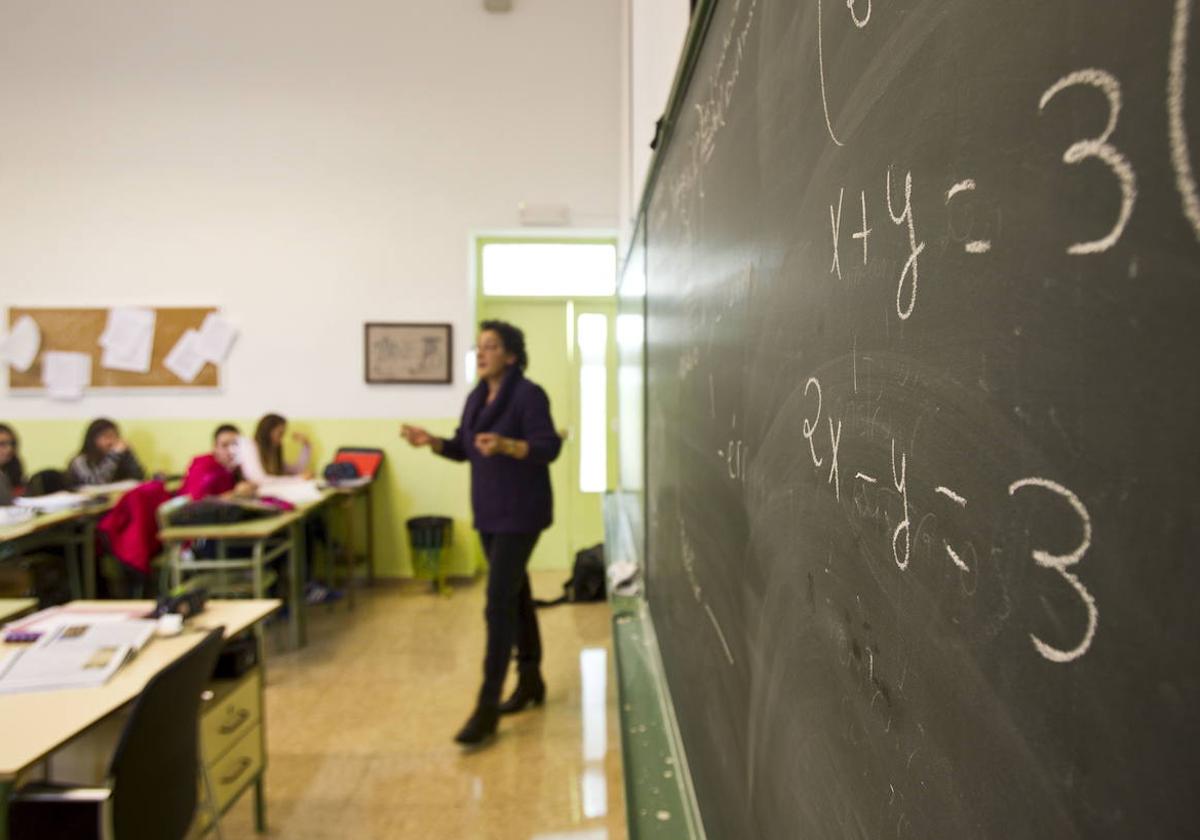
[0,423,25,497]
[66,418,146,488]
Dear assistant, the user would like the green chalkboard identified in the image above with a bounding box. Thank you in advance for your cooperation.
[638,1,1200,837]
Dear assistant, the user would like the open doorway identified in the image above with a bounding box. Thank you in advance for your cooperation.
[473,234,618,571]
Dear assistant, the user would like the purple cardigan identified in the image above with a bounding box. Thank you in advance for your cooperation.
[438,368,562,534]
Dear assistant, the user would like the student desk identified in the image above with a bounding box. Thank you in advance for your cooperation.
[0,599,280,840]
[0,601,36,626]
[0,501,116,600]
[160,507,311,650]
[159,481,375,650]
[323,481,377,593]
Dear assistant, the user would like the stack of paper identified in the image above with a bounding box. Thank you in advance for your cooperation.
[99,307,156,374]
[258,478,324,506]
[41,351,92,400]
[0,315,41,373]
[0,507,35,527]
[0,619,157,694]
[196,312,238,363]
[164,328,206,382]
[76,479,141,497]
[2,604,153,642]
[14,491,90,513]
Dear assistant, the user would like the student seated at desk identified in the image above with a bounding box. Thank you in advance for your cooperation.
[99,424,256,591]
[239,414,340,605]
[238,413,312,485]
[180,424,257,501]
[66,418,145,488]
[0,423,26,497]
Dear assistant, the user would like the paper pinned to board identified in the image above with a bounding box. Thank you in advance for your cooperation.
[196,312,237,363]
[1,315,41,373]
[41,351,92,400]
[164,328,206,383]
[99,307,156,374]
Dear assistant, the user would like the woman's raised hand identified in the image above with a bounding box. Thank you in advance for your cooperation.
[401,424,434,448]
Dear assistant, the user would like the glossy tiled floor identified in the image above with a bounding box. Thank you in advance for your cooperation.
[219,572,626,840]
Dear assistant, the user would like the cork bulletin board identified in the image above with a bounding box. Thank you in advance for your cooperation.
[8,307,220,389]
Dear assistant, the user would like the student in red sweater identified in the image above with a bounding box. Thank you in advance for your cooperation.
[99,424,256,595]
[180,424,257,501]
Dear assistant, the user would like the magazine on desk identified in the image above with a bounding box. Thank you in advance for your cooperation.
[0,618,157,694]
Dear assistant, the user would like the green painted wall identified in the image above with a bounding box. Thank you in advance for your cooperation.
[5,415,590,577]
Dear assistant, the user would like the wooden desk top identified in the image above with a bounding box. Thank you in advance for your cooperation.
[0,501,115,544]
[0,600,37,625]
[157,484,369,542]
[0,599,280,780]
[158,507,307,542]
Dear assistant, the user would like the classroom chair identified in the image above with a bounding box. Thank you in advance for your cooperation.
[23,469,67,497]
[7,627,226,840]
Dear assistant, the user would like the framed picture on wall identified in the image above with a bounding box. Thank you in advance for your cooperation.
[364,322,453,384]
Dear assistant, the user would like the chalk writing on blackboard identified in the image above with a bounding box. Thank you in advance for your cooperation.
[1039,69,1136,255]
[1169,0,1200,240]
[1008,478,1097,663]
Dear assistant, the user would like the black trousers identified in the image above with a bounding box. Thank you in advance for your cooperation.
[478,531,542,707]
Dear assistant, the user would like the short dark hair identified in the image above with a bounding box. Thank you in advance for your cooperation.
[479,320,528,371]
[213,423,239,441]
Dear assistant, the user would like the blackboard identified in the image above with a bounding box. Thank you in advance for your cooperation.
[639,1,1200,838]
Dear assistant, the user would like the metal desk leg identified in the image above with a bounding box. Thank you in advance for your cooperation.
[324,509,337,597]
[81,521,97,599]
[342,496,357,610]
[254,777,266,833]
[169,542,183,591]
[252,540,265,600]
[364,486,375,587]
[1,778,11,840]
[253,627,268,833]
[64,537,83,601]
[251,539,267,660]
[287,521,306,649]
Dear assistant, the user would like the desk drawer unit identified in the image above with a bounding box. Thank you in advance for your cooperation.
[193,724,264,835]
[201,669,262,766]
[209,724,264,812]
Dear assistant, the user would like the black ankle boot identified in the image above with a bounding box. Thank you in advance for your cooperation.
[498,669,546,715]
[454,704,500,745]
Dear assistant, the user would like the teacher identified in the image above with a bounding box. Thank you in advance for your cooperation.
[401,319,562,745]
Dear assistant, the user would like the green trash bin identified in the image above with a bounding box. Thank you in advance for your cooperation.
[406,516,453,594]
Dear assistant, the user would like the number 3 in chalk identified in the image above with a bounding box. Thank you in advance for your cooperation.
[1039,69,1137,255]
[1008,478,1098,663]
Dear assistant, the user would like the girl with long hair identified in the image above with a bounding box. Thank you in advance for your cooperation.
[238,413,312,483]
[66,418,145,488]
[0,423,25,494]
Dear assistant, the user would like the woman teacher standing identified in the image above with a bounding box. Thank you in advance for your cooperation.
[401,320,562,745]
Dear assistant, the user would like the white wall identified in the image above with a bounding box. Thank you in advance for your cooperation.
[619,0,691,245]
[0,0,620,419]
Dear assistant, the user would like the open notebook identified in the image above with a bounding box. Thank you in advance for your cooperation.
[0,619,157,694]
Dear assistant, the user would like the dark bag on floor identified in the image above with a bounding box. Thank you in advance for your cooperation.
[534,543,606,607]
